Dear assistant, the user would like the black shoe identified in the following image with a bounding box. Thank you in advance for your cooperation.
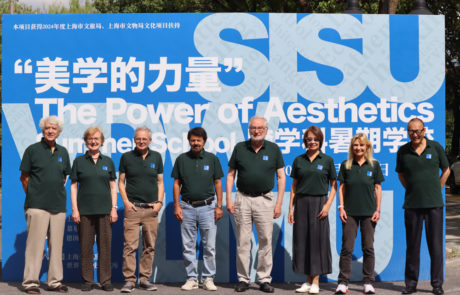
[102,284,114,292]
[432,287,444,295]
[47,285,68,293]
[402,287,417,294]
[235,281,250,292]
[259,282,274,293]
[81,284,93,292]
[24,287,41,294]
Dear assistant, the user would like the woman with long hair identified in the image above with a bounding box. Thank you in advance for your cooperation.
[335,133,384,295]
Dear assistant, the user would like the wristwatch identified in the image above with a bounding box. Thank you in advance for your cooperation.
[216,205,223,209]
[112,205,118,209]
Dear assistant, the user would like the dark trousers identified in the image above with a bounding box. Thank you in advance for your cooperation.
[78,215,112,286]
[338,216,376,284]
[404,208,443,288]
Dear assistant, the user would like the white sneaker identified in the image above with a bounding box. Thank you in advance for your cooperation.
[364,284,376,294]
[309,284,319,294]
[181,279,199,291]
[202,277,217,291]
[335,284,349,294]
[295,283,311,293]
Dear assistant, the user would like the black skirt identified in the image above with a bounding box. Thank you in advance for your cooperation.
[292,194,332,276]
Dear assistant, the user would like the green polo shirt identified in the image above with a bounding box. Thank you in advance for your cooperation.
[228,140,285,194]
[70,152,116,215]
[119,148,164,203]
[338,159,384,216]
[396,139,449,209]
[290,151,337,196]
[20,138,71,213]
[171,150,224,201]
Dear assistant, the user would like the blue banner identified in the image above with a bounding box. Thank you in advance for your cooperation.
[2,13,445,283]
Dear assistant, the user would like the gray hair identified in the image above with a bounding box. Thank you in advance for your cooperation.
[134,126,152,139]
[39,116,63,133]
[249,116,268,128]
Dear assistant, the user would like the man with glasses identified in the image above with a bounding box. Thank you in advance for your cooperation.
[396,118,450,295]
[226,116,286,293]
[119,127,164,293]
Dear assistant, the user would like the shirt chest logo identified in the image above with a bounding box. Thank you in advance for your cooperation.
[367,171,373,177]
[426,154,432,159]
[150,163,155,169]
[317,164,323,170]
[102,165,108,171]
[204,165,209,171]
[58,156,62,162]
[263,155,269,161]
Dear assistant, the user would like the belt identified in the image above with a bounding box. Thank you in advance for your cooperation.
[182,197,214,207]
[240,190,271,197]
[133,202,152,208]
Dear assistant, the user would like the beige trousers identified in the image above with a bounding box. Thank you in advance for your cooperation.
[234,191,274,284]
[22,208,66,289]
[122,207,158,283]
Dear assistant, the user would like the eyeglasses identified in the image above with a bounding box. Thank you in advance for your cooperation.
[408,129,424,135]
[134,137,150,142]
[87,137,101,142]
[249,126,267,131]
[306,137,320,142]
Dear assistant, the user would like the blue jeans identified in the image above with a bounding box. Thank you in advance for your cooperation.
[180,199,217,280]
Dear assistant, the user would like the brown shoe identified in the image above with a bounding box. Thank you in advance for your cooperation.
[47,285,68,293]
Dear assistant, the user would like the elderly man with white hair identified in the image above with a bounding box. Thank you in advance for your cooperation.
[20,116,71,294]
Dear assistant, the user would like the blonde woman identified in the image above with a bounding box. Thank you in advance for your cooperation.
[288,126,337,293]
[335,133,384,295]
[70,127,118,292]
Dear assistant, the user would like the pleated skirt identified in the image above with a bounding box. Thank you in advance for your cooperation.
[292,194,332,276]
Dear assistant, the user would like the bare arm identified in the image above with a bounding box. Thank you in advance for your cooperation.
[440,167,450,189]
[152,174,164,213]
[371,183,382,223]
[338,182,347,223]
[70,181,80,224]
[214,178,223,221]
[173,179,183,222]
[118,172,136,212]
[109,180,118,223]
[318,179,338,219]
[20,172,29,194]
[274,167,286,219]
[226,168,236,214]
[398,172,406,189]
[288,179,298,224]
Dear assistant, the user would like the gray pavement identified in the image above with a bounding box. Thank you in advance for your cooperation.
[0,193,459,294]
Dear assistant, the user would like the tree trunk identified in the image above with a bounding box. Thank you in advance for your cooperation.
[298,0,311,13]
[451,89,460,159]
[389,0,398,14]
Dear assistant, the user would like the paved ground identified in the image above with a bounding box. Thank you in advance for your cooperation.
[0,193,459,294]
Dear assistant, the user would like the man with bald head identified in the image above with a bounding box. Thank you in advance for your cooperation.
[396,118,450,295]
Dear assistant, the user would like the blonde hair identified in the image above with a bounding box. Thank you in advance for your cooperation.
[345,133,375,170]
[83,126,105,146]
